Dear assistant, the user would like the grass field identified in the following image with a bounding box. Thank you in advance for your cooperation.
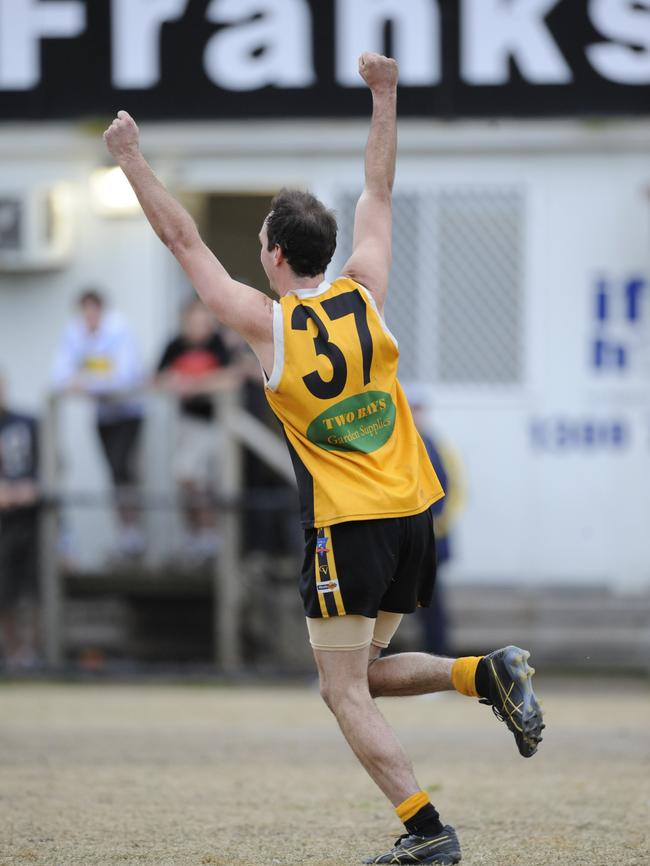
[0,677,648,866]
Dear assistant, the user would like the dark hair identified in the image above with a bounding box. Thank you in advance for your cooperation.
[266,189,337,277]
[78,289,105,308]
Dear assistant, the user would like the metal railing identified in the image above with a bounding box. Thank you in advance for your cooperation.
[38,387,297,673]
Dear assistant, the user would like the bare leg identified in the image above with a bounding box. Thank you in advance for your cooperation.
[315,646,423,806]
[116,501,140,530]
[179,479,208,534]
[367,645,455,698]
[1,600,41,667]
[178,480,218,561]
[114,487,144,555]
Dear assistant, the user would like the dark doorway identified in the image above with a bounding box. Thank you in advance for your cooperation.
[201,193,275,294]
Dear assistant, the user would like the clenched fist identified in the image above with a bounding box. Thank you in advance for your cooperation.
[103,110,140,162]
[358,52,398,92]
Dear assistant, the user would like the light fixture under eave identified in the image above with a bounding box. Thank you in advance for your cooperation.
[90,166,141,217]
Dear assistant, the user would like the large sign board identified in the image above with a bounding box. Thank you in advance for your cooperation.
[2,0,650,120]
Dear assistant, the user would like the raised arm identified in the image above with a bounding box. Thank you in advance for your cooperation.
[103,112,273,359]
[341,53,398,313]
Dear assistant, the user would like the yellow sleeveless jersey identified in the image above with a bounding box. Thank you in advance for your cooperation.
[264,277,444,527]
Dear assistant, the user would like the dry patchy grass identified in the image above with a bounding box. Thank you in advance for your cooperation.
[0,678,648,866]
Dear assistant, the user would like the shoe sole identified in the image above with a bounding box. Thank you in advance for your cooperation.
[501,645,544,757]
[365,849,461,864]
[405,849,461,865]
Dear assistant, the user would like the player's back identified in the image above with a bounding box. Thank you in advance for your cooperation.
[265,277,443,528]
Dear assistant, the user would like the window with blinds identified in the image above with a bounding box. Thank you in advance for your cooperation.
[331,188,524,385]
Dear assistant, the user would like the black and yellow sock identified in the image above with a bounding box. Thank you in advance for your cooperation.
[474,657,490,699]
[395,791,444,838]
[451,655,490,699]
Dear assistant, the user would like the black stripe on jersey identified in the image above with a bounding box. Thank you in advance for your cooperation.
[282,429,314,527]
[324,589,339,617]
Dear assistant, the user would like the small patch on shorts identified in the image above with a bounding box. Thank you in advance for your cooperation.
[317,579,340,594]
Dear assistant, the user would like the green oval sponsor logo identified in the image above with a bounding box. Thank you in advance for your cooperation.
[306,391,396,453]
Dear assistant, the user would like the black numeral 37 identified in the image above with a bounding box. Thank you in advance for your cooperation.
[291,290,373,400]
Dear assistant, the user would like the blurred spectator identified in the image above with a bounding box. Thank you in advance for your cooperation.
[155,299,237,565]
[405,383,460,656]
[0,372,41,670]
[225,333,301,558]
[51,289,145,560]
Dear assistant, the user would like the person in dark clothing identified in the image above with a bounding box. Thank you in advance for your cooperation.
[418,434,451,656]
[0,372,40,670]
[405,384,454,657]
[156,299,237,563]
[225,334,300,558]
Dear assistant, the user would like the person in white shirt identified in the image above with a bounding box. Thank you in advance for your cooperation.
[51,289,145,559]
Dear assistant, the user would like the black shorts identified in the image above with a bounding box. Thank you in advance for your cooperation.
[0,511,39,609]
[300,509,436,619]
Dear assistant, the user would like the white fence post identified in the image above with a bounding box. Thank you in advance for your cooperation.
[214,388,244,672]
[40,393,62,668]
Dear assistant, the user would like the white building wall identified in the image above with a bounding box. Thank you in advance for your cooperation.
[0,120,648,586]
[0,131,179,564]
